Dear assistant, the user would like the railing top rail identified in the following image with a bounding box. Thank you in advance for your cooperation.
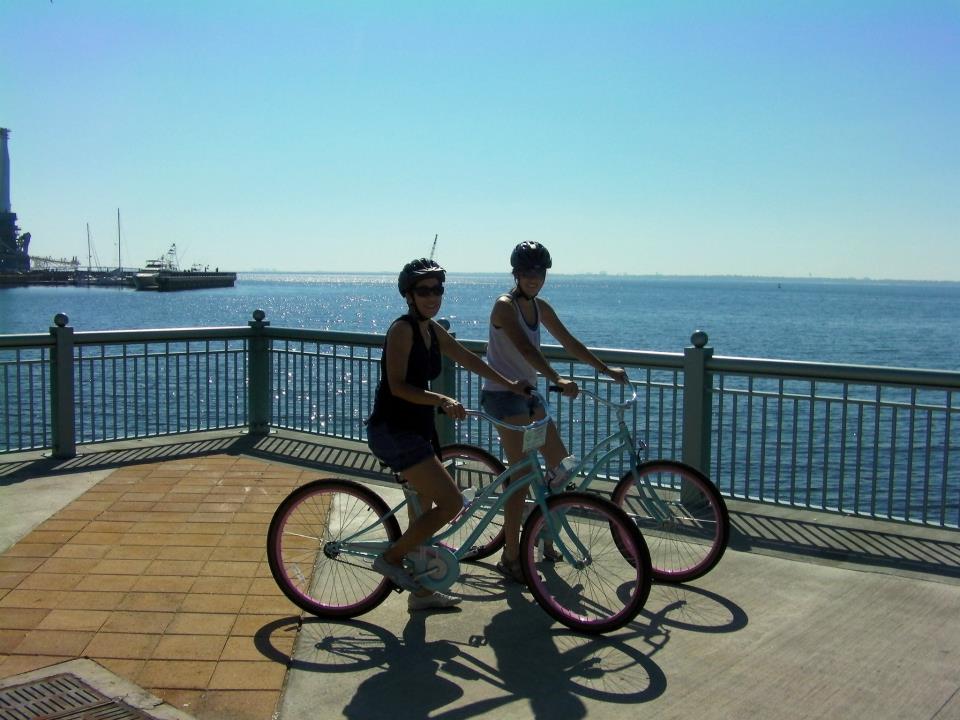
[263,327,385,347]
[74,327,254,345]
[709,355,960,389]
[455,337,685,369]
[0,333,55,349]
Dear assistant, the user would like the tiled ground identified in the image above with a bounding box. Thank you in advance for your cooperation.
[0,454,314,720]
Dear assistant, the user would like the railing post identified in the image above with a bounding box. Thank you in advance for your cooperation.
[248,309,271,436]
[682,329,713,476]
[49,313,76,459]
[433,318,456,446]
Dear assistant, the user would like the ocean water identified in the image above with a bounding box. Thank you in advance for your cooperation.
[2,273,958,524]
[1,273,959,370]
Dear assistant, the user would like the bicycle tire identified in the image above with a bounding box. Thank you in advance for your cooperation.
[612,460,729,583]
[439,443,507,561]
[267,478,401,618]
[520,492,652,634]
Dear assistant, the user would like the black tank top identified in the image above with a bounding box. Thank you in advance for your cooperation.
[368,314,441,443]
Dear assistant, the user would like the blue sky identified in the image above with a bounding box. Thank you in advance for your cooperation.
[3,1,958,279]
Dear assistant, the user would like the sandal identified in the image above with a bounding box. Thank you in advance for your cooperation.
[495,556,525,584]
[541,542,563,563]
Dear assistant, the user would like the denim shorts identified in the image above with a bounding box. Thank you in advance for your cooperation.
[366,422,436,475]
[480,390,543,421]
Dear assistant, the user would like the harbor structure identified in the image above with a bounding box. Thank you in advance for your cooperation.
[134,243,237,291]
[0,128,31,272]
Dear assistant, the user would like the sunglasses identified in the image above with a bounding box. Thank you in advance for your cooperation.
[412,284,445,298]
[517,269,547,279]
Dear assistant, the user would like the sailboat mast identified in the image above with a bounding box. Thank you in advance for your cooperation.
[86,223,91,274]
[116,209,121,271]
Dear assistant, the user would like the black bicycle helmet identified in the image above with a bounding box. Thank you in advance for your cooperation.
[397,258,446,296]
[510,241,553,272]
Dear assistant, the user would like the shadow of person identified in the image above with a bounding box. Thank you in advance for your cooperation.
[344,611,464,720]
[477,585,588,719]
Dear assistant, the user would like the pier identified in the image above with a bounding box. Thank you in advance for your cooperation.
[1,314,958,719]
[0,268,138,287]
[0,431,957,720]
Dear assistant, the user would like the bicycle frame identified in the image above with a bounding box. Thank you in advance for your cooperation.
[548,387,677,524]
[330,411,592,567]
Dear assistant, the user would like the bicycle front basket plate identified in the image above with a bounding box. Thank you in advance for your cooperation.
[522,424,548,453]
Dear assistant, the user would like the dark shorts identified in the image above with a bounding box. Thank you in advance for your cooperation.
[480,390,544,421]
[366,422,436,474]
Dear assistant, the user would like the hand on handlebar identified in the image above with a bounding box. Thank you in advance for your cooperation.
[554,377,579,398]
[439,396,466,420]
[606,367,630,384]
[507,378,534,397]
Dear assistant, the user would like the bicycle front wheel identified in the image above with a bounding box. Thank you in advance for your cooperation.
[267,479,401,618]
[520,492,652,634]
[440,444,507,561]
[612,461,729,583]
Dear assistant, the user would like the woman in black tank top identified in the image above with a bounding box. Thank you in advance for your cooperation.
[366,258,529,609]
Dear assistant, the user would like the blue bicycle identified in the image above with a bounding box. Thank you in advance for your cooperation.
[267,410,653,634]
[440,386,729,583]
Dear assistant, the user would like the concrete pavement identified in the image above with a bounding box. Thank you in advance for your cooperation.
[276,537,960,720]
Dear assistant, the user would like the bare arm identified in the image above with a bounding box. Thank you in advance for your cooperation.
[433,321,529,394]
[539,300,629,384]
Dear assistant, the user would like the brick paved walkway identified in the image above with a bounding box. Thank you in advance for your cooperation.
[0,453,312,720]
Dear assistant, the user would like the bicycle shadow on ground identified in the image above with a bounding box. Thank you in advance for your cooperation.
[252,583,747,718]
[260,583,673,720]
[640,582,749,635]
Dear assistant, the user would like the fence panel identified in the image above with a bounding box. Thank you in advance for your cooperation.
[73,337,248,443]
[268,332,382,441]
[0,344,50,451]
[711,364,960,527]
[3,320,958,529]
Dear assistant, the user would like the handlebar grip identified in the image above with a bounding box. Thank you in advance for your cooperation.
[547,385,563,393]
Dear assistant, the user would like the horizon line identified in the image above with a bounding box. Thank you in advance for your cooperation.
[237,270,960,284]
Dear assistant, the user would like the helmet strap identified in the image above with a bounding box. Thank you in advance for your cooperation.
[405,296,430,322]
[511,275,534,301]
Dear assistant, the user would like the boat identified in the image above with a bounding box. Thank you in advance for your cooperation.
[133,244,178,290]
[134,244,236,291]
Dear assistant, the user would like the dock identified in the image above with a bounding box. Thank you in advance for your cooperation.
[0,269,138,287]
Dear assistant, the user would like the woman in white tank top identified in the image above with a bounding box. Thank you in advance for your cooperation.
[480,242,629,582]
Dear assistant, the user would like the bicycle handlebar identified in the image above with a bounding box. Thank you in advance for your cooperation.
[460,407,552,434]
[437,383,636,432]
[438,397,552,434]
[547,384,638,411]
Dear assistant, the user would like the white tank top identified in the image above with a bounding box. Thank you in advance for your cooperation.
[483,295,540,391]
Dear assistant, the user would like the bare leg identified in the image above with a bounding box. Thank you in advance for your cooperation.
[497,407,569,562]
[383,454,462,564]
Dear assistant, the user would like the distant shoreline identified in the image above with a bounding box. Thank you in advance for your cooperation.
[239,271,960,285]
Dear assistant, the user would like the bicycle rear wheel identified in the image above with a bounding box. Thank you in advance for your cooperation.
[267,479,401,618]
[440,444,507,561]
[612,460,729,583]
[520,492,652,634]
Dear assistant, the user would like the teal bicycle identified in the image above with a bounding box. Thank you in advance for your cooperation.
[441,386,730,583]
[267,410,653,634]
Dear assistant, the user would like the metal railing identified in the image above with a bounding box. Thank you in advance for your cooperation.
[1,311,957,529]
